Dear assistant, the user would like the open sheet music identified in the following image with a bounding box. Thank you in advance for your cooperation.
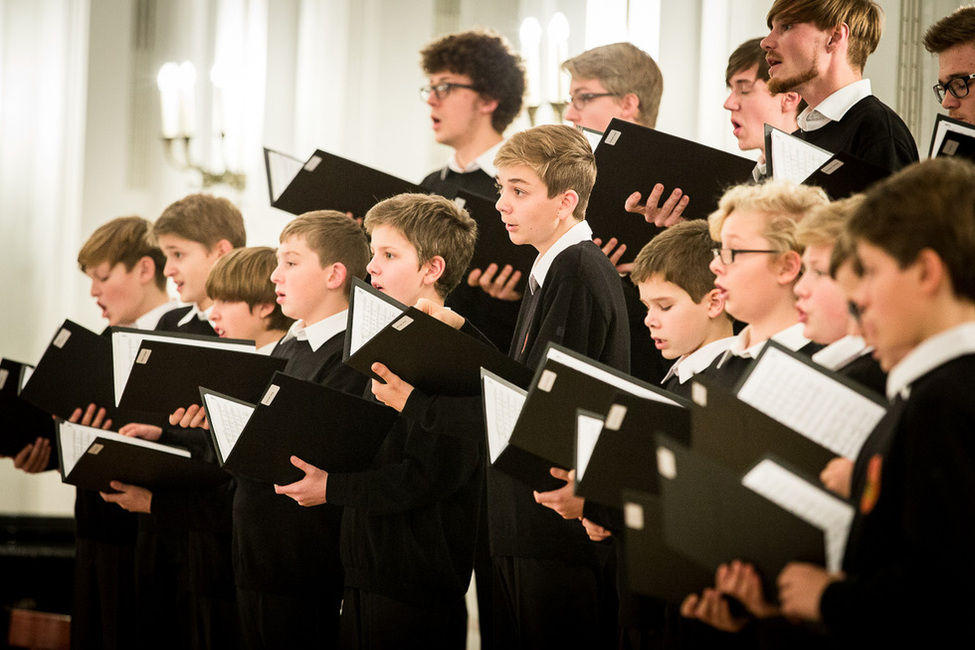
[545,347,681,406]
[346,279,407,358]
[742,458,854,572]
[263,148,305,203]
[201,391,256,464]
[58,420,190,477]
[575,412,605,481]
[111,329,254,406]
[767,125,833,183]
[928,114,975,159]
[482,369,527,464]
[736,344,886,460]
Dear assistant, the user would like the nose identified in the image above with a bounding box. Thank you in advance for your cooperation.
[495,192,509,215]
[426,90,439,108]
[270,263,283,285]
[760,33,773,51]
[709,255,725,276]
[942,91,959,110]
[794,271,811,298]
[366,254,380,277]
[723,91,737,111]
[643,308,658,330]
[563,103,581,125]
[164,259,176,277]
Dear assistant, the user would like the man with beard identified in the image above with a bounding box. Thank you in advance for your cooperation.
[761,0,918,173]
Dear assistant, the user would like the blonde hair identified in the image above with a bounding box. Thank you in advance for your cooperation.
[279,211,370,297]
[363,193,478,299]
[205,247,293,332]
[708,180,829,253]
[494,124,596,220]
[78,216,166,290]
[562,43,663,128]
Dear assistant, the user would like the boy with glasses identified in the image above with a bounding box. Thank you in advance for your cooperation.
[924,5,975,126]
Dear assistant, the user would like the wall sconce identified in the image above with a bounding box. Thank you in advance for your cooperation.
[156,60,246,190]
[519,13,571,126]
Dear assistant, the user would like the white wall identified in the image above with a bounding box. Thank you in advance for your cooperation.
[0,0,968,513]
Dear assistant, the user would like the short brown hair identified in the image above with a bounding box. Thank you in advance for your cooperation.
[767,0,883,71]
[847,157,975,301]
[420,30,526,134]
[494,124,596,220]
[153,193,246,249]
[363,193,477,299]
[923,6,975,53]
[630,220,718,303]
[793,194,865,276]
[562,43,663,128]
[78,216,167,290]
[279,210,370,296]
[727,38,772,86]
[205,247,294,332]
[708,180,829,253]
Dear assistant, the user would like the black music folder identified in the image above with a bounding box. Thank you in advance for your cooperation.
[574,390,690,509]
[586,118,756,263]
[622,488,716,602]
[0,359,57,464]
[654,436,836,596]
[928,114,975,162]
[20,320,115,422]
[508,342,684,470]
[116,339,285,416]
[765,125,889,198]
[689,341,887,476]
[201,372,395,484]
[271,149,425,217]
[344,278,532,395]
[56,420,228,493]
[481,368,566,492]
[456,189,536,287]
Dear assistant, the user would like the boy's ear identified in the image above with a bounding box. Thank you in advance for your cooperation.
[422,256,447,287]
[780,91,802,114]
[775,250,803,285]
[477,94,500,117]
[618,93,641,122]
[704,287,726,319]
[255,302,275,320]
[213,239,234,257]
[557,190,581,221]
[915,248,948,296]
[325,262,348,290]
[136,256,157,284]
[825,22,849,54]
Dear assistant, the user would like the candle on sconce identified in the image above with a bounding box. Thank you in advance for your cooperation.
[157,62,181,139]
[210,62,227,136]
[547,13,570,103]
[519,17,542,107]
[178,60,197,138]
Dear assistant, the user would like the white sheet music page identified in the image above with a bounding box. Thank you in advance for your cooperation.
[482,371,527,464]
[742,459,854,572]
[575,413,605,481]
[111,331,255,406]
[266,149,305,202]
[545,348,681,406]
[736,346,886,460]
[348,285,406,357]
[202,393,255,463]
[58,420,190,477]
[770,129,833,183]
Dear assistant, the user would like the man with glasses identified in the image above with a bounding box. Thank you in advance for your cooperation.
[761,0,917,173]
[924,6,975,126]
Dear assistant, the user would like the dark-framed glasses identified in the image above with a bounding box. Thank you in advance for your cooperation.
[933,73,975,103]
[419,82,477,102]
[848,300,863,324]
[711,248,779,265]
[567,92,618,110]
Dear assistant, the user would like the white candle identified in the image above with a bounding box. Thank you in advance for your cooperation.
[520,18,542,107]
[157,62,181,139]
[547,13,570,103]
[178,60,197,138]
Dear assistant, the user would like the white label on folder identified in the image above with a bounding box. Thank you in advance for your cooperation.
[691,382,707,407]
[88,443,104,455]
[537,369,557,392]
[605,404,627,431]
[624,502,644,530]
[135,349,152,364]
[392,316,413,331]
[261,384,280,406]
[944,140,959,156]
[605,129,621,146]
[304,155,322,172]
[53,328,71,349]
[0,369,8,390]
[656,446,677,480]
[453,197,467,209]
[820,159,844,175]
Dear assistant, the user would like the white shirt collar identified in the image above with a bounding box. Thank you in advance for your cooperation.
[444,140,504,179]
[811,335,870,371]
[717,322,810,367]
[529,220,594,290]
[798,79,872,132]
[280,309,348,352]
[662,337,737,385]
[131,300,180,331]
[885,322,975,401]
[177,303,213,328]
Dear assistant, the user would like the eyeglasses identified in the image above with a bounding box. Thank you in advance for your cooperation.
[711,248,779,265]
[847,300,863,324]
[933,73,975,103]
[419,82,477,102]
[567,92,618,111]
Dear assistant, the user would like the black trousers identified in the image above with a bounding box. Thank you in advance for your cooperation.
[236,587,340,650]
[338,586,467,649]
[71,538,137,650]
